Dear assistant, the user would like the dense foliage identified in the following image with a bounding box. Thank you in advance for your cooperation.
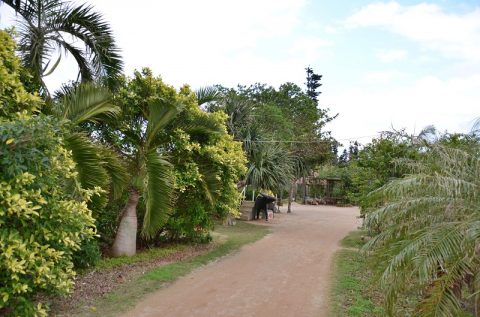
[364,137,480,317]
[208,79,336,197]
[0,115,97,316]
[163,87,246,241]
[0,30,40,118]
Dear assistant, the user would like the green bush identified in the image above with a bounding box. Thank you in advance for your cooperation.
[72,238,101,270]
[0,115,97,316]
[166,200,213,243]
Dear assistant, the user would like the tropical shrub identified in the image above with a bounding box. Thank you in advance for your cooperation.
[0,30,40,118]
[0,114,97,316]
[364,140,480,317]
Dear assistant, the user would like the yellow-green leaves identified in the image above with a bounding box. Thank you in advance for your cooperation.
[0,116,96,316]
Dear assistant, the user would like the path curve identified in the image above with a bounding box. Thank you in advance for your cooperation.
[122,203,360,317]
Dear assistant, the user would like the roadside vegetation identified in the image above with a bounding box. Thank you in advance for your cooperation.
[0,1,332,314]
[1,0,479,316]
[331,130,479,316]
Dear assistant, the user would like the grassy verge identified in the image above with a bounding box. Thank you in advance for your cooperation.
[331,230,385,317]
[94,244,188,271]
[72,221,269,317]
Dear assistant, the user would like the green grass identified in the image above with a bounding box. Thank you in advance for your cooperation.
[331,230,385,317]
[72,221,269,317]
[339,229,368,249]
[331,249,384,317]
[94,244,187,271]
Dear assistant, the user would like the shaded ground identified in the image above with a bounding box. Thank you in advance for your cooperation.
[122,203,360,317]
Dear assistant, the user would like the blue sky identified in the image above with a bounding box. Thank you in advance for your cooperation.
[1,0,478,145]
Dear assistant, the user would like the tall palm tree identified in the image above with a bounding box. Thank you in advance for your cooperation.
[109,70,182,256]
[1,0,123,93]
[364,142,480,317]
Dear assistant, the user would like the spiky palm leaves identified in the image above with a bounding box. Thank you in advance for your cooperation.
[364,143,480,317]
[2,0,122,92]
[245,142,294,192]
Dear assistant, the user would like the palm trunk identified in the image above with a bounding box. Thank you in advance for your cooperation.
[287,180,295,213]
[111,189,139,257]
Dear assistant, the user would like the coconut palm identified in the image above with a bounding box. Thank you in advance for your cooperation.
[1,0,123,93]
[364,142,480,317]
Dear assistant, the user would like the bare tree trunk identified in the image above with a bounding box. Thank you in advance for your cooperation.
[287,180,295,213]
[302,177,307,204]
[111,189,139,257]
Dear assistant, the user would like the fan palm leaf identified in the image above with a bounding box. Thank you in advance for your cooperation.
[245,143,294,191]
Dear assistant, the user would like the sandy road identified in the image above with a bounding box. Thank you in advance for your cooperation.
[121,203,360,317]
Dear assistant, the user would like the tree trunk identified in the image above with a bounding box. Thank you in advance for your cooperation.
[302,177,307,204]
[111,189,139,257]
[287,180,295,213]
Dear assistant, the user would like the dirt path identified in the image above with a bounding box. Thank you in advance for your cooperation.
[121,203,360,317]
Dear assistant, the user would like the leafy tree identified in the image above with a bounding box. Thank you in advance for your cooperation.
[364,140,480,317]
[161,87,246,241]
[1,0,123,93]
[344,133,419,209]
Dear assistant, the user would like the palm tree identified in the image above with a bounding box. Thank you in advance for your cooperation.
[364,141,480,317]
[109,70,182,256]
[245,142,294,192]
[1,0,123,93]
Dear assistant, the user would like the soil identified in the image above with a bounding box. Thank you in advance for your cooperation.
[121,203,360,317]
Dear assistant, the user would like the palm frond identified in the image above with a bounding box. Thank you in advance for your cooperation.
[146,98,182,146]
[364,143,480,316]
[98,147,129,200]
[245,143,294,190]
[195,86,221,106]
[197,158,221,205]
[141,149,174,239]
[56,2,123,81]
[64,132,109,190]
[58,83,120,124]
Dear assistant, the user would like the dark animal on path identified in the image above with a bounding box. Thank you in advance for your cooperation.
[252,193,276,221]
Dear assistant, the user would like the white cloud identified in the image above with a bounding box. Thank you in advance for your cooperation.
[325,74,479,144]
[362,70,405,83]
[90,0,309,88]
[288,36,332,63]
[345,2,480,63]
[378,49,407,62]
